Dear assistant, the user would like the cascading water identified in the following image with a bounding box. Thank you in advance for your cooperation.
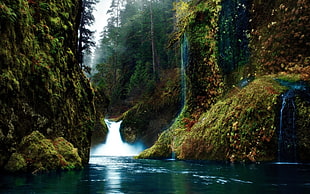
[278,89,297,162]
[276,79,310,162]
[180,34,189,106]
[90,120,144,156]
[167,34,189,160]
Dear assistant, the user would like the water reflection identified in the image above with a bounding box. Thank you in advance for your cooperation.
[1,157,310,193]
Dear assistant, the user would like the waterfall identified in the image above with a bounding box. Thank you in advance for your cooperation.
[180,34,189,106]
[278,89,297,162]
[276,79,310,162]
[90,120,144,156]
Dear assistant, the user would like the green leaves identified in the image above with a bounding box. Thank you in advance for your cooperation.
[0,3,17,23]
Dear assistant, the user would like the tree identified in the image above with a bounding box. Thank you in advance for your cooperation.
[78,0,99,73]
[92,0,177,107]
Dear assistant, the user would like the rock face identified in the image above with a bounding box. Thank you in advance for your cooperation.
[0,0,96,172]
[137,0,310,162]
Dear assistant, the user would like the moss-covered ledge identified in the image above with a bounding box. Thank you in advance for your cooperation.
[137,75,310,162]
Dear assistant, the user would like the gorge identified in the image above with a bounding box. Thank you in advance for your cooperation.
[0,0,309,186]
[0,0,310,193]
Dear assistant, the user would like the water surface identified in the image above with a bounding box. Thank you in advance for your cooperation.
[1,156,310,193]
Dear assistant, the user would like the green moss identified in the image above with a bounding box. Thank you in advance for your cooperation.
[18,131,61,173]
[138,76,288,162]
[181,76,288,162]
[120,69,182,146]
[295,96,310,162]
[4,153,27,173]
[53,137,82,170]
[136,130,174,159]
[275,73,302,83]
[0,0,98,172]
[0,3,17,23]
[4,131,83,173]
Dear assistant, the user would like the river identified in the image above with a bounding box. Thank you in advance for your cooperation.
[1,156,310,193]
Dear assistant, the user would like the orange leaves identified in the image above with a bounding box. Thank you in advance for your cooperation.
[264,86,279,95]
[182,117,197,131]
[250,0,309,75]
[28,0,36,4]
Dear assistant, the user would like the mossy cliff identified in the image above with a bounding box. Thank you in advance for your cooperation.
[137,0,310,162]
[138,75,310,162]
[0,0,97,172]
[120,69,181,147]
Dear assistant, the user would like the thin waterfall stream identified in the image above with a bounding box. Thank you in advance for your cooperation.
[180,34,189,107]
[278,89,297,162]
[276,79,310,162]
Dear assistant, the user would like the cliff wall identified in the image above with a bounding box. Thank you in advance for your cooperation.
[0,0,96,172]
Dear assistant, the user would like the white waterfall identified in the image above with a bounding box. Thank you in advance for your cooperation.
[90,120,144,156]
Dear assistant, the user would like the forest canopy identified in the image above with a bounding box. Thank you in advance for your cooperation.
[91,0,178,111]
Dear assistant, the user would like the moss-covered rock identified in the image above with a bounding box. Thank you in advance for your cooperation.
[137,130,174,159]
[91,89,109,147]
[177,76,286,162]
[120,69,182,147]
[5,131,82,174]
[53,137,82,169]
[4,153,27,173]
[137,76,309,162]
[138,0,310,163]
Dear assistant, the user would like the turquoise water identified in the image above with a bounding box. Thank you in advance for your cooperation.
[1,156,310,193]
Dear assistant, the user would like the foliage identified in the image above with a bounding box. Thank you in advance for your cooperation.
[138,76,291,162]
[0,0,97,171]
[0,3,17,23]
[78,0,98,73]
[120,68,182,146]
[138,0,310,163]
[218,0,250,74]
[175,0,223,117]
[295,96,310,161]
[168,0,193,47]
[127,61,154,97]
[250,0,310,78]
[91,0,177,111]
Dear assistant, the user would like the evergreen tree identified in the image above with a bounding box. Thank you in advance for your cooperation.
[92,0,177,107]
[78,0,99,73]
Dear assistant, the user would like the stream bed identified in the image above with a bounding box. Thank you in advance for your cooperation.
[1,156,310,193]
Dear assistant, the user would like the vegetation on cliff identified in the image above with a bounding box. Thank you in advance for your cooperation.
[90,0,182,146]
[0,0,99,172]
[137,0,310,162]
[120,68,181,147]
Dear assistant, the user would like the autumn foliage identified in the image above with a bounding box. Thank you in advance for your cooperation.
[250,0,310,79]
